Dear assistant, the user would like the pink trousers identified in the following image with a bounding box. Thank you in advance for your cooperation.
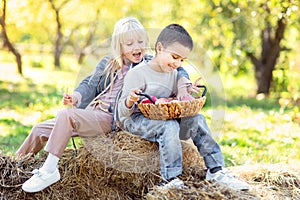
[16,108,112,157]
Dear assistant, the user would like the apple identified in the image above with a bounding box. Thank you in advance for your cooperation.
[141,96,157,104]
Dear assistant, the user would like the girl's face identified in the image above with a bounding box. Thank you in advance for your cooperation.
[122,33,147,65]
[155,42,191,73]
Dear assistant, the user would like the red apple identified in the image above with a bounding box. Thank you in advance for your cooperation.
[141,96,157,104]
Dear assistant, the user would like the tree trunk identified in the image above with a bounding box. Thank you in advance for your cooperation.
[247,18,286,95]
[0,0,22,75]
[54,25,63,68]
[48,0,67,69]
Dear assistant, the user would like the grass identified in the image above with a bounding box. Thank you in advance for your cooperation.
[0,53,80,156]
[0,58,300,167]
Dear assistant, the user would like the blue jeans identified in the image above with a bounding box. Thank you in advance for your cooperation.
[123,113,224,180]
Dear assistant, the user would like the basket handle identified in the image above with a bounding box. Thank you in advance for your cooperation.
[135,92,156,104]
[197,85,207,97]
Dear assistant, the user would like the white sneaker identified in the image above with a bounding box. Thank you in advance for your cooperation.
[206,167,249,191]
[22,168,60,193]
[160,177,186,189]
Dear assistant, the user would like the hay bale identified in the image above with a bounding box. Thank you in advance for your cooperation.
[0,148,159,199]
[0,131,205,199]
[0,149,246,200]
[2,145,300,199]
[83,131,205,173]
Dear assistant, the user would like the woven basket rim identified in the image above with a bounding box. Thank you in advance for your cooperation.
[138,96,205,104]
[137,97,206,120]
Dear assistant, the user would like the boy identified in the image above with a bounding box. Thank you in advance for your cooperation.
[117,24,249,190]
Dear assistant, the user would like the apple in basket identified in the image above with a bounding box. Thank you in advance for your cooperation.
[155,98,173,104]
[140,96,174,104]
[141,96,157,104]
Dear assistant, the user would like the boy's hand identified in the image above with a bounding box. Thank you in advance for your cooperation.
[126,89,142,108]
[62,93,73,106]
[188,77,203,94]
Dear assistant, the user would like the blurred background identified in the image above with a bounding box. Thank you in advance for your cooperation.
[1,0,299,167]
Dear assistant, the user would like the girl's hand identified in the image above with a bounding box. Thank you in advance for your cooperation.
[62,93,73,106]
[126,89,142,108]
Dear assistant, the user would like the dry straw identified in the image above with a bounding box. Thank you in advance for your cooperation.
[83,131,205,173]
[1,131,300,199]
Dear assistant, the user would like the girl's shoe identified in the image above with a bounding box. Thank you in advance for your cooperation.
[22,168,60,193]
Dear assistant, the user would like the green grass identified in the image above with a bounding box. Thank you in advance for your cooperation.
[0,58,80,155]
[1,61,300,168]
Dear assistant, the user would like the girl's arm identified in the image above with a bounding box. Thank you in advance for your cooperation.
[73,56,111,108]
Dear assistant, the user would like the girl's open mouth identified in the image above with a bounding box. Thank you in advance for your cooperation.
[133,52,142,59]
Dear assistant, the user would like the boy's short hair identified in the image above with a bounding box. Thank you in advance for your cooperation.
[155,24,193,52]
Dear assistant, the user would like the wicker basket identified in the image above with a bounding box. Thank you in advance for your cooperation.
[137,86,207,120]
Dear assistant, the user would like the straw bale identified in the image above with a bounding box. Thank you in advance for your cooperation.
[0,148,158,199]
[83,131,205,173]
[1,147,300,199]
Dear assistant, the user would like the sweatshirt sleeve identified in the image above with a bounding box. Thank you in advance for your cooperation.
[117,67,145,123]
[74,56,111,109]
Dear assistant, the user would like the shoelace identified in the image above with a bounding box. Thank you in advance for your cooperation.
[31,169,41,177]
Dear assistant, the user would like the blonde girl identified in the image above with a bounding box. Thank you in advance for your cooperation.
[21,16,150,193]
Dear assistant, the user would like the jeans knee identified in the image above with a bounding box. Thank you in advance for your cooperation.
[195,114,205,122]
[164,120,180,132]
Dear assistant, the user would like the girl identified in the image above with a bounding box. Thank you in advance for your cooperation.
[21,16,151,193]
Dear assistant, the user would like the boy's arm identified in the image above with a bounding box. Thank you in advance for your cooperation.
[176,67,194,100]
[73,56,110,108]
[117,69,144,122]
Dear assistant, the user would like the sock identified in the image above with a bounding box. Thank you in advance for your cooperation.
[209,166,222,174]
[40,153,59,173]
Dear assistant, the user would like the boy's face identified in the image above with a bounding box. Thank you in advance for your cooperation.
[156,42,191,73]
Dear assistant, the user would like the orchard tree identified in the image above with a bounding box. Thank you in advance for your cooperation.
[48,0,71,69]
[186,0,299,95]
[0,0,22,75]
[246,0,298,95]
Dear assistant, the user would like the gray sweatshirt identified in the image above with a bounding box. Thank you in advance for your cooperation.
[117,62,178,124]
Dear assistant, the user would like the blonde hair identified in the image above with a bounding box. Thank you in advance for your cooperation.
[103,17,149,91]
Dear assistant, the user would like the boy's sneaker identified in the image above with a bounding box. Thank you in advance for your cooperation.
[22,168,60,193]
[159,177,186,189]
[206,167,249,191]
